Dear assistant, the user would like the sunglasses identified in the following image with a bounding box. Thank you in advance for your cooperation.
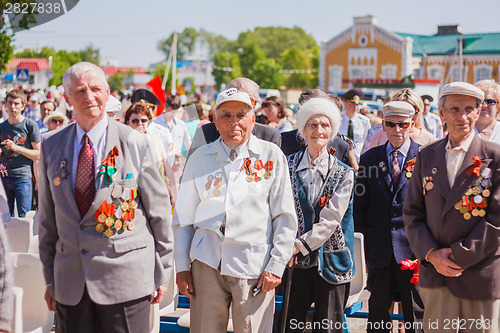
[384,120,411,129]
[131,118,149,125]
[483,99,497,106]
[50,118,64,124]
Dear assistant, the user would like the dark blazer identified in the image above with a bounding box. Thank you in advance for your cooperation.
[404,134,500,300]
[187,122,281,158]
[281,129,351,166]
[354,139,419,268]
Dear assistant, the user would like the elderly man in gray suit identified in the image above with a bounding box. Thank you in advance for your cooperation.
[38,62,174,332]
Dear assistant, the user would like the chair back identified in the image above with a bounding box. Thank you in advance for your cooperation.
[346,232,367,308]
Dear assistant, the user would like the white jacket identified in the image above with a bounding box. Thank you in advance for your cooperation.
[173,135,297,279]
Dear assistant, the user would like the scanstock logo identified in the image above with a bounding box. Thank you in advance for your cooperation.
[4,1,80,32]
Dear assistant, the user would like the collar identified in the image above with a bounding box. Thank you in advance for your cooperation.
[445,132,474,153]
[386,138,411,159]
[215,134,256,161]
[76,116,108,147]
[343,113,358,121]
[296,148,330,178]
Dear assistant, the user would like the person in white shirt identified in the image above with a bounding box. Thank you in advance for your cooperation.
[174,88,297,333]
[338,89,371,162]
[421,95,443,139]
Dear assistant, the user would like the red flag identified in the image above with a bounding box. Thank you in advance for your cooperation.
[146,76,166,117]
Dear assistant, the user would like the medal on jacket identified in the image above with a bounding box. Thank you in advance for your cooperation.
[203,175,213,198]
[94,201,116,236]
[244,158,254,182]
[254,159,265,178]
[454,167,491,220]
[213,172,223,196]
[264,160,273,179]
[405,158,416,178]
[379,161,387,173]
[54,159,69,186]
[97,146,119,186]
[422,176,433,195]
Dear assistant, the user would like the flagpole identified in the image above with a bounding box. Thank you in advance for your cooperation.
[171,32,177,95]
[162,40,174,90]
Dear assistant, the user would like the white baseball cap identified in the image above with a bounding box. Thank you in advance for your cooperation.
[214,88,253,111]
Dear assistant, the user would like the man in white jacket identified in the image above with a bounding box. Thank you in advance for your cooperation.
[174,88,297,333]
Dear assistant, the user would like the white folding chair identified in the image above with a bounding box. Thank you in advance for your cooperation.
[10,252,54,333]
[346,232,367,308]
[11,286,24,333]
[4,217,35,253]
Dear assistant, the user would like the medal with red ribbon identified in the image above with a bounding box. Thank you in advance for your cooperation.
[466,156,481,177]
[213,172,223,196]
[264,160,273,179]
[244,158,254,182]
[405,158,416,178]
[97,146,119,186]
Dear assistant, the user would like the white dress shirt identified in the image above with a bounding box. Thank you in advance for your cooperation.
[173,135,297,279]
[153,115,191,157]
[72,116,108,188]
[339,113,371,162]
[445,132,475,188]
[146,122,175,165]
[293,150,354,255]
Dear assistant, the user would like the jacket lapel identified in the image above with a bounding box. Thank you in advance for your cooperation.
[424,138,450,200]
[394,139,418,194]
[378,142,392,192]
[58,124,81,221]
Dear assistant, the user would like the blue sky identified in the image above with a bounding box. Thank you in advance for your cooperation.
[12,0,500,67]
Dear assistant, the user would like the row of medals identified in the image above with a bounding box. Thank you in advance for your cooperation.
[96,199,137,237]
[454,176,491,220]
[246,169,271,182]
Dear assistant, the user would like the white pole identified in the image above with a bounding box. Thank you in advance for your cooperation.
[171,32,177,95]
[162,48,173,90]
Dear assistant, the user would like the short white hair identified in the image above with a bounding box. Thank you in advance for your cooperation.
[63,62,108,92]
[295,98,341,139]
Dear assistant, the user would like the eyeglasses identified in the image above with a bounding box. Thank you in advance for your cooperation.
[483,99,498,106]
[50,118,64,124]
[384,120,411,129]
[131,118,149,125]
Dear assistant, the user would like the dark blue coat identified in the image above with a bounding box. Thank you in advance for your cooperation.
[354,139,419,268]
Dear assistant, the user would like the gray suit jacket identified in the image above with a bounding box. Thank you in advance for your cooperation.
[38,118,174,306]
[404,134,500,300]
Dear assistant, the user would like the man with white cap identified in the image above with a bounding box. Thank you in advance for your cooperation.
[404,82,500,332]
[173,88,297,332]
[355,101,424,333]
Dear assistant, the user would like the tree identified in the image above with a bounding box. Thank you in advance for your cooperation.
[15,46,56,59]
[0,0,37,70]
[49,50,82,86]
[280,46,318,89]
[251,59,282,89]
[198,29,233,58]
[78,45,100,65]
[150,63,175,92]
[239,41,266,78]
[237,26,317,60]
[212,51,242,89]
[158,28,199,60]
[108,72,124,92]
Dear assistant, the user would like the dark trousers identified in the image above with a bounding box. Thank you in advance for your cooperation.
[284,266,350,333]
[56,288,151,333]
[367,257,424,333]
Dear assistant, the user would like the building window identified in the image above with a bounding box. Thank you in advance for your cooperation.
[427,64,444,82]
[382,64,398,79]
[350,68,363,79]
[358,35,368,47]
[329,65,343,92]
[364,68,376,79]
[474,65,492,82]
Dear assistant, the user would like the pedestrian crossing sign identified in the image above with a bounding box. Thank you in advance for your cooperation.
[16,69,29,82]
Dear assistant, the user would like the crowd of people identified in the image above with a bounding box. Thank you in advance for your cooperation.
[0,61,499,333]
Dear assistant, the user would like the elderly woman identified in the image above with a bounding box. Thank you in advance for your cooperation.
[43,110,69,133]
[124,102,177,204]
[368,88,435,149]
[474,79,500,143]
[285,97,355,333]
[262,96,294,132]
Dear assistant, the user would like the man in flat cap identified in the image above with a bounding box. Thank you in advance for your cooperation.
[421,95,443,139]
[338,89,371,162]
[174,88,297,332]
[355,101,424,333]
[404,82,500,332]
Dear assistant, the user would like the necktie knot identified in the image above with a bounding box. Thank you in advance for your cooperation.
[229,149,237,161]
[391,150,401,189]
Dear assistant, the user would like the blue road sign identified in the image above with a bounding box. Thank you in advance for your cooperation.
[16,69,30,82]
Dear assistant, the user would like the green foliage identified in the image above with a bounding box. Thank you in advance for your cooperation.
[239,41,266,78]
[158,28,199,60]
[15,46,56,58]
[0,0,38,71]
[49,50,83,86]
[212,52,242,89]
[149,64,175,92]
[280,46,318,88]
[78,45,100,65]
[199,29,232,58]
[251,59,282,89]
[108,72,124,92]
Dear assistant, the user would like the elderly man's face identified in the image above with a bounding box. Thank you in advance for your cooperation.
[214,101,255,148]
[383,115,414,149]
[64,70,109,127]
[440,95,479,140]
[40,102,55,121]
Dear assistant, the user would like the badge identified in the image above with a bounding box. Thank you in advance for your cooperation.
[472,209,479,217]
[463,212,471,220]
[431,167,438,175]
[482,189,490,197]
[454,202,462,210]
[406,172,412,178]
[104,228,114,237]
[122,221,128,231]
[472,187,481,196]
[460,206,468,214]
[425,182,434,191]
[379,161,387,172]
[60,159,68,169]
[127,221,135,231]
[247,174,255,182]
[203,191,209,198]
[96,224,104,233]
[114,219,123,230]
[264,160,273,179]
[213,172,223,195]
[213,189,220,196]
[98,213,107,223]
[53,176,61,186]
[121,202,129,211]
[264,171,272,179]
[405,158,416,178]
[473,195,483,204]
[105,217,114,227]
[479,209,486,217]
[244,158,253,182]
[129,200,137,209]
